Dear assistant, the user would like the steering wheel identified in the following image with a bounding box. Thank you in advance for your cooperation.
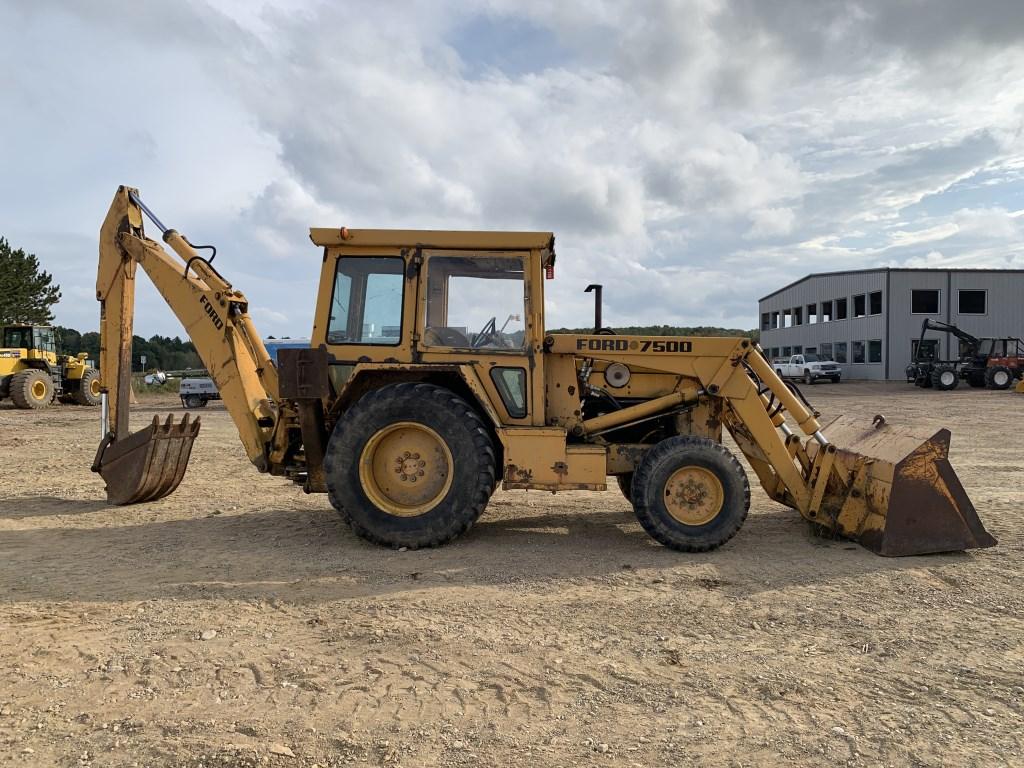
[471,316,498,348]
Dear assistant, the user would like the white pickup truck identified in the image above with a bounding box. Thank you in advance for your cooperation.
[773,353,842,384]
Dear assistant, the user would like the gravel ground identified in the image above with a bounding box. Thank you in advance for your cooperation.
[0,382,1021,767]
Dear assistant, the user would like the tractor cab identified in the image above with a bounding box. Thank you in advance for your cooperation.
[309,229,554,426]
[2,325,57,359]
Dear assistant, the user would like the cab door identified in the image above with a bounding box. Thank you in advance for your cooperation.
[415,249,544,426]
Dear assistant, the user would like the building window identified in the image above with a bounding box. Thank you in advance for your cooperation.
[782,346,792,357]
[770,347,779,358]
[853,294,866,318]
[820,342,833,360]
[852,340,865,363]
[911,289,940,314]
[834,342,848,363]
[820,300,833,322]
[868,339,882,363]
[793,307,803,326]
[761,312,770,331]
[782,309,791,328]
[869,291,883,315]
[805,346,817,355]
[794,345,803,354]
[807,303,817,324]
[958,290,986,315]
[771,311,780,329]
[836,297,848,320]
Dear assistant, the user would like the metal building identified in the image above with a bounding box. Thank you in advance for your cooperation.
[758,268,1024,380]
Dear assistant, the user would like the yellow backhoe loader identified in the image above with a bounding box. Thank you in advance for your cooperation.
[92,187,996,556]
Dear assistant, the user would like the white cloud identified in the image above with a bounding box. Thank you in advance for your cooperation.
[746,207,796,239]
[2,1,1024,337]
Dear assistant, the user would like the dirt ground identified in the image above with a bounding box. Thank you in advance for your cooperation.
[0,382,1021,767]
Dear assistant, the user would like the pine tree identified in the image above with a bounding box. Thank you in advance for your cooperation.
[0,237,62,325]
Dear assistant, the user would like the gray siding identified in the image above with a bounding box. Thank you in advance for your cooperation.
[759,269,1024,380]
[759,270,887,380]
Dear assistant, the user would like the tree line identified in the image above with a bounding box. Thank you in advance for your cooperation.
[55,327,202,371]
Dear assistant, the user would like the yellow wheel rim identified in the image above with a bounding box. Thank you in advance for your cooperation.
[663,466,724,525]
[359,422,454,517]
[90,378,101,396]
[31,379,47,400]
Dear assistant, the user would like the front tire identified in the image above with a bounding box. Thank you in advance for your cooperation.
[986,366,1012,390]
[803,370,813,385]
[10,370,54,409]
[932,365,959,391]
[631,436,750,552]
[184,394,203,409]
[324,382,496,549]
[71,367,102,406]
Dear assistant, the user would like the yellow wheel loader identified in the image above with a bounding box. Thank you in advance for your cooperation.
[0,324,101,409]
[91,187,996,556]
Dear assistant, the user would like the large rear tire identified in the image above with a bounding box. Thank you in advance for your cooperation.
[71,367,102,406]
[931,365,958,391]
[10,370,54,410]
[986,365,1012,390]
[631,436,750,552]
[324,382,496,549]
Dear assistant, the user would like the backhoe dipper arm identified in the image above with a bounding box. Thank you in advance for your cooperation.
[96,186,278,472]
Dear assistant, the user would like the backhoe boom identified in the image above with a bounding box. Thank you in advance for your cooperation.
[94,187,280,502]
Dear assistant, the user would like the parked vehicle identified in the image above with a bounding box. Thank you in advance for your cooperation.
[176,340,312,408]
[0,324,100,409]
[179,376,220,409]
[906,319,1024,391]
[90,186,995,557]
[773,353,841,384]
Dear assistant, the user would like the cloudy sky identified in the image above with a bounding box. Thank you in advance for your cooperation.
[3,0,1024,338]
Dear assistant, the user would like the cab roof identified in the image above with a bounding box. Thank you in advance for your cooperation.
[309,228,554,252]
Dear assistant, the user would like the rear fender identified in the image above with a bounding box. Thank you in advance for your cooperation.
[331,362,509,459]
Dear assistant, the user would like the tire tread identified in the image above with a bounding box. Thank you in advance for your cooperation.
[324,382,495,549]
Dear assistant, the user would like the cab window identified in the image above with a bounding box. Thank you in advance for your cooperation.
[33,328,55,353]
[4,328,31,349]
[424,255,526,350]
[327,257,404,345]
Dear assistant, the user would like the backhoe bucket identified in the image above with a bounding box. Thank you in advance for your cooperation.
[814,415,995,556]
[92,414,201,505]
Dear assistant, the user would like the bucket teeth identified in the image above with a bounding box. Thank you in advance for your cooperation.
[93,413,201,505]
[816,415,996,556]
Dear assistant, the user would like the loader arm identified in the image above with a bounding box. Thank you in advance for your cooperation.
[94,186,280,502]
[918,318,981,359]
[548,334,995,556]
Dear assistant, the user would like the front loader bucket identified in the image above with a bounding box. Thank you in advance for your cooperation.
[92,414,201,505]
[815,415,996,556]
